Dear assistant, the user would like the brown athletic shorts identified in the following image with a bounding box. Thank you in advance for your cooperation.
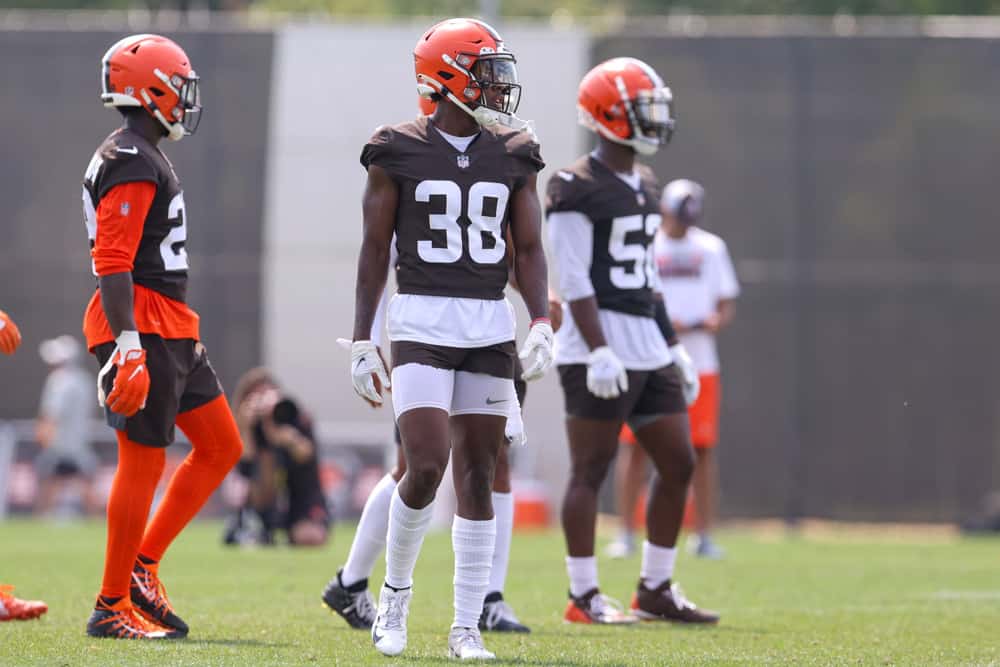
[95,335,223,448]
[557,363,687,424]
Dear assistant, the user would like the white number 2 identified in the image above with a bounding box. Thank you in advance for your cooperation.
[415,180,509,264]
[609,214,661,289]
[162,193,189,271]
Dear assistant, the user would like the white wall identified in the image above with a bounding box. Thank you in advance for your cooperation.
[263,21,588,502]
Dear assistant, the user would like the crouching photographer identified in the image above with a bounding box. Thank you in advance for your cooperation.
[225,368,330,547]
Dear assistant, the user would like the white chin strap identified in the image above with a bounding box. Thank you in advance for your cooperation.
[140,89,185,141]
[417,78,533,134]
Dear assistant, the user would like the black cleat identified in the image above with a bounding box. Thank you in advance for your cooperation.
[632,579,720,624]
[322,569,376,630]
[479,591,530,633]
[130,559,189,637]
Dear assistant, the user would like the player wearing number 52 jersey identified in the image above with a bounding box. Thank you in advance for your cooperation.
[81,35,241,640]
[349,18,554,661]
[548,58,718,626]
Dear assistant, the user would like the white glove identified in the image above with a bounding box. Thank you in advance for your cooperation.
[343,339,390,405]
[670,342,700,406]
[586,346,628,400]
[518,319,554,382]
[504,392,527,447]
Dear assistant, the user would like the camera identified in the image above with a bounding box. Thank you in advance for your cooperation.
[271,397,301,428]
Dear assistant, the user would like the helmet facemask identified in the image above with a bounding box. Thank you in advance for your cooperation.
[469,55,522,117]
[616,77,674,156]
[435,51,530,131]
[146,69,201,141]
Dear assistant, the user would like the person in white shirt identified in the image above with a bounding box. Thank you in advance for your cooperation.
[35,335,99,516]
[609,179,739,560]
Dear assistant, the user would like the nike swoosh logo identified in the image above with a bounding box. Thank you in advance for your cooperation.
[557,170,574,182]
[485,398,508,405]
[116,146,139,155]
[372,629,384,644]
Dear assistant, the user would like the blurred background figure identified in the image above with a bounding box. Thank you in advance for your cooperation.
[608,180,739,560]
[225,368,330,547]
[34,335,98,518]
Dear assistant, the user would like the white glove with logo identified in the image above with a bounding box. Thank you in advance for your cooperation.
[670,342,700,406]
[586,346,629,400]
[518,319,554,382]
[505,393,527,448]
[344,339,390,405]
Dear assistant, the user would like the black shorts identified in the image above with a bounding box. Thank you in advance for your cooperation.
[390,340,515,379]
[95,335,223,448]
[557,363,687,424]
[513,355,527,406]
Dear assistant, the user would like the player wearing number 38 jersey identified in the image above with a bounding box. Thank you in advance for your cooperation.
[349,18,554,661]
[80,35,242,640]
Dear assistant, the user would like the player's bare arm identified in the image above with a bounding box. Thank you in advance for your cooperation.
[349,162,397,406]
[509,173,549,322]
[98,272,139,337]
[568,296,609,351]
[354,163,397,340]
[511,173,555,381]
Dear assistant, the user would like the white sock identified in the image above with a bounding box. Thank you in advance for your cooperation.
[384,489,434,590]
[640,540,677,590]
[486,492,513,595]
[452,515,496,629]
[341,473,396,587]
[565,556,599,598]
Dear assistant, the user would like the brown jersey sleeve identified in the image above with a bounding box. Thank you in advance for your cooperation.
[96,149,159,200]
[545,170,580,216]
[505,130,545,190]
[360,125,401,175]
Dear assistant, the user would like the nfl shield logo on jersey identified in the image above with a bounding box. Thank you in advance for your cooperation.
[457,154,470,169]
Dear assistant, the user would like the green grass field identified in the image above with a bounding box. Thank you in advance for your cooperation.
[1,519,998,666]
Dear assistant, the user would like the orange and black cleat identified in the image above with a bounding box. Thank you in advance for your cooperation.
[130,558,189,637]
[86,595,178,639]
[563,588,639,625]
[0,584,48,621]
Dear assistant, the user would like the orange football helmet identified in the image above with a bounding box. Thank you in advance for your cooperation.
[578,57,674,156]
[414,18,527,130]
[100,34,201,142]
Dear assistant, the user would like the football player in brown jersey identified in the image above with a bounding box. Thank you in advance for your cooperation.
[322,99,551,638]
[81,35,242,639]
[347,18,554,660]
[547,58,719,625]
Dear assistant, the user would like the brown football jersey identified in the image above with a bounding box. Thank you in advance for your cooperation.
[361,116,544,301]
[82,128,189,302]
[546,154,662,318]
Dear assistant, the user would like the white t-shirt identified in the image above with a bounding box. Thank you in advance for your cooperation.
[373,234,516,349]
[654,226,739,373]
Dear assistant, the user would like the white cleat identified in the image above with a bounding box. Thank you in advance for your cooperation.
[372,584,411,657]
[448,626,495,660]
